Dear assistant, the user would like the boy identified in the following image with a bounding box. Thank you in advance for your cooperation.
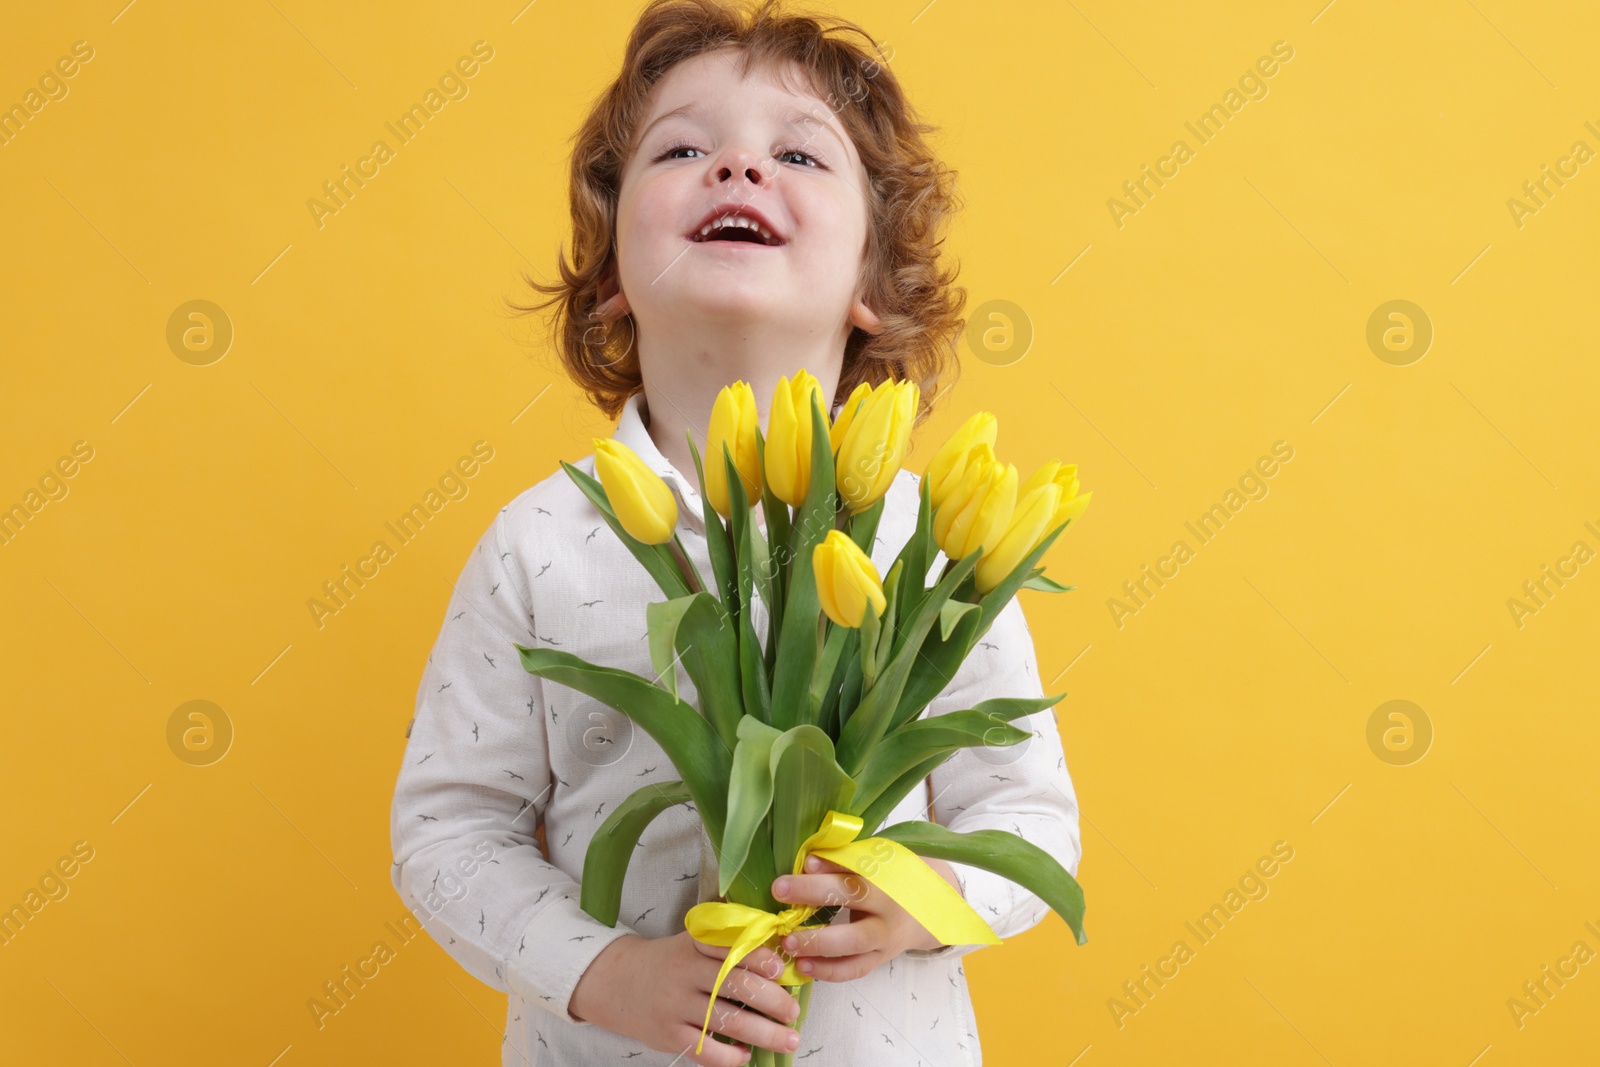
[389,2,1082,1063]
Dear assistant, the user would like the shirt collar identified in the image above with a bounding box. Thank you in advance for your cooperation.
[609,388,849,537]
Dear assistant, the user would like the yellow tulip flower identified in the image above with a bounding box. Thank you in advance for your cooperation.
[593,438,678,544]
[765,370,827,507]
[925,410,998,509]
[813,529,887,628]
[1020,460,1092,531]
[932,444,1017,560]
[834,379,919,513]
[704,381,763,518]
[975,482,1062,593]
[827,380,873,457]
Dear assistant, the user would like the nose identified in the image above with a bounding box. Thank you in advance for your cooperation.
[711,144,776,188]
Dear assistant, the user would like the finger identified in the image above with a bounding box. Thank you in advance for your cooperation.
[773,871,873,911]
[782,915,886,959]
[692,940,788,983]
[679,1026,752,1067]
[792,950,881,983]
[738,945,789,982]
[801,854,849,875]
[699,997,803,1057]
[712,965,802,1026]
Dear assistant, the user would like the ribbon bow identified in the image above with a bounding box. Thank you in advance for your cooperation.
[682,810,1000,1055]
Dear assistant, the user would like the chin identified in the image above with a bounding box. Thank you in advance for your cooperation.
[673,281,789,321]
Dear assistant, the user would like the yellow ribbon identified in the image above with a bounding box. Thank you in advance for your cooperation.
[683,810,1000,1055]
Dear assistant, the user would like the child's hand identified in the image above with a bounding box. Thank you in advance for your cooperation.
[770,855,963,981]
[570,930,802,1066]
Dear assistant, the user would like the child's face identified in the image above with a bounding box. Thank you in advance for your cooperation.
[611,48,875,342]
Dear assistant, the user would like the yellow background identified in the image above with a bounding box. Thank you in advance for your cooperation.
[3,0,1596,1063]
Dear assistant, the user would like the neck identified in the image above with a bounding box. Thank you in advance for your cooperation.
[636,320,847,489]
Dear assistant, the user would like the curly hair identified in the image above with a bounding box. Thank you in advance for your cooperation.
[510,0,967,426]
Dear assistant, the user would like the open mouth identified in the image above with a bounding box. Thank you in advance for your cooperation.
[688,211,785,247]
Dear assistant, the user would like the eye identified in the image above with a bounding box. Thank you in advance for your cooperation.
[777,146,825,169]
[655,139,704,161]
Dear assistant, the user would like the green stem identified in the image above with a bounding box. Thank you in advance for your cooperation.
[773,980,813,1067]
[670,532,706,595]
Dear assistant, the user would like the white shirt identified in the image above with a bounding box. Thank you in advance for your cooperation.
[389,389,1082,1066]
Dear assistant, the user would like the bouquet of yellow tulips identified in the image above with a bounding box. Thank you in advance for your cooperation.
[515,371,1090,1066]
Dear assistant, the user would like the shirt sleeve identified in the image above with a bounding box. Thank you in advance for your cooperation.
[901,593,1083,962]
[388,507,640,1024]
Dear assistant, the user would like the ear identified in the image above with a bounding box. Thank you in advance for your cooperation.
[848,295,883,335]
[592,268,632,321]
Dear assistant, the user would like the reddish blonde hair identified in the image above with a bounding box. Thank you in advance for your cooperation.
[510,0,967,425]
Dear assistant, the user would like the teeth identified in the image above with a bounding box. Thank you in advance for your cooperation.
[697,214,775,242]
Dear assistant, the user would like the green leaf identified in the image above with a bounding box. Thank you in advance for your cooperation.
[644,592,743,751]
[875,559,902,678]
[889,520,1075,733]
[1020,570,1074,593]
[938,598,979,641]
[515,646,732,842]
[855,751,948,838]
[885,476,935,646]
[768,725,855,885]
[720,717,784,896]
[645,596,696,701]
[748,520,773,627]
[768,395,836,730]
[686,433,738,610]
[850,710,1030,817]
[847,494,885,557]
[753,429,791,674]
[808,622,851,722]
[559,460,689,600]
[848,694,1063,821]
[872,821,1086,945]
[814,626,859,737]
[726,444,771,725]
[835,644,863,733]
[580,780,691,926]
[835,547,981,777]
[858,596,881,692]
